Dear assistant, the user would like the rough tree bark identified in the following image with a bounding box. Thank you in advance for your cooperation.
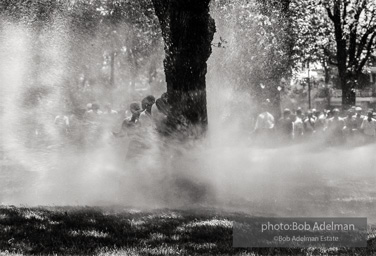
[151,0,216,136]
[331,2,356,109]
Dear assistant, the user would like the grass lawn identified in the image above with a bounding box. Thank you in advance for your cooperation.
[0,206,375,255]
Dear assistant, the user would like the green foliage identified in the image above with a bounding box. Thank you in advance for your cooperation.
[292,0,376,69]
[290,0,335,66]
[210,0,294,116]
[212,0,293,86]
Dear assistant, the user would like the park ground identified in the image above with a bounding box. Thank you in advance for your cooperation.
[0,206,376,256]
[1,145,376,255]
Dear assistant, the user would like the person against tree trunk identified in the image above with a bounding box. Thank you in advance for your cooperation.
[152,93,170,135]
[139,95,156,127]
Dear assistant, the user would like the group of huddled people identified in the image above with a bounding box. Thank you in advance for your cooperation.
[114,93,170,137]
[53,93,170,150]
[253,104,376,146]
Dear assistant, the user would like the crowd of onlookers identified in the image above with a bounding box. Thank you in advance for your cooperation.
[53,93,376,149]
[253,104,376,145]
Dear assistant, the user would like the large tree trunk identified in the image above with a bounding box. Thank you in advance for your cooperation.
[152,0,216,136]
[327,2,356,109]
[335,24,356,109]
[341,74,356,109]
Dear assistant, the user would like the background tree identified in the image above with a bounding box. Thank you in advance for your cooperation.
[322,0,376,109]
[290,0,337,108]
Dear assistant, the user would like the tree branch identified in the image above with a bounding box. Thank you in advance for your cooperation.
[357,32,376,74]
[326,6,334,21]
[348,0,367,68]
[356,25,376,60]
[332,0,342,23]
[342,0,349,29]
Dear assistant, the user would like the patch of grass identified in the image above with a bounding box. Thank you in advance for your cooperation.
[0,206,375,255]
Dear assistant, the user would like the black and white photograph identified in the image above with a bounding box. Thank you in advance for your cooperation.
[0,0,376,255]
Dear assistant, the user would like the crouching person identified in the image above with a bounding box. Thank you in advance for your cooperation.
[113,102,142,138]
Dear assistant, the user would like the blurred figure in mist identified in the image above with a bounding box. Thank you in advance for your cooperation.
[253,101,275,138]
[152,93,169,117]
[54,113,70,138]
[252,101,275,146]
[139,95,156,126]
[349,107,365,145]
[84,103,104,146]
[326,109,333,119]
[343,108,356,142]
[138,95,158,154]
[103,103,118,115]
[293,107,304,140]
[312,108,320,120]
[353,107,364,131]
[67,107,87,146]
[303,110,316,137]
[114,102,142,138]
[86,103,103,116]
[311,109,318,121]
[117,102,151,160]
[161,92,169,103]
[313,109,326,134]
[102,103,119,131]
[325,108,345,145]
[277,108,294,142]
[360,110,376,143]
[85,103,92,113]
[85,103,103,125]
